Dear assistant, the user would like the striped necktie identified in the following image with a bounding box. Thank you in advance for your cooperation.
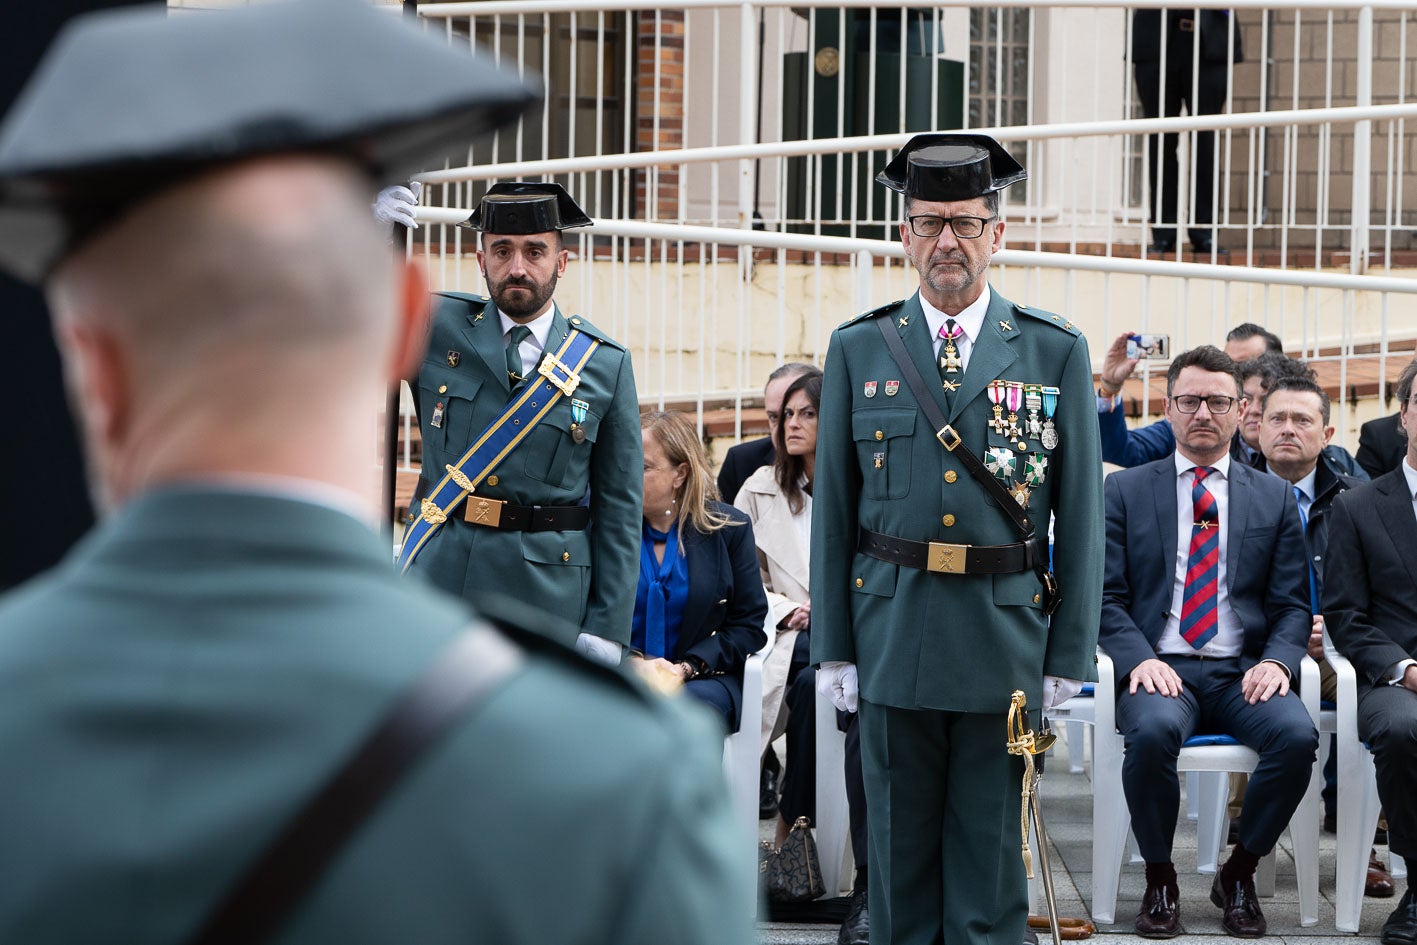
[1180,466,1220,649]
[1293,484,1318,614]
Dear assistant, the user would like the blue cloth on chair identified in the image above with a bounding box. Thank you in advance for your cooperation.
[1182,733,1241,747]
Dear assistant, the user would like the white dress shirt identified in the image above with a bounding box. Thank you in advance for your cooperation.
[1157,453,1244,658]
[498,305,556,378]
[919,284,991,373]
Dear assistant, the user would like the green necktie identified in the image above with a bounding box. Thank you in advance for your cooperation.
[505,325,532,386]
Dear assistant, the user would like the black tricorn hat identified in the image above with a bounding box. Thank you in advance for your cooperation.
[462,181,593,233]
[0,0,539,283]
[876,133,1027,201]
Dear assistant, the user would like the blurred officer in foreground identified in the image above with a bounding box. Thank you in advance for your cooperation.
[0,2,750,944]
[398,181,641,666]
[811,134,1104,945]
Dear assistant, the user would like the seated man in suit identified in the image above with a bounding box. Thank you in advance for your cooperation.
[1101,345,1318,939]
[1357,410,1407,480]
[1325,356,1417,945]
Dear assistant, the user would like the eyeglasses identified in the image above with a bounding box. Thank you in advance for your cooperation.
[1171,394,1238,415]
[906,214,997,239]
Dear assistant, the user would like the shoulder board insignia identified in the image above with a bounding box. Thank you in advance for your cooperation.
[562,313,628,352]
[1016,304,1079,335]
[842,298,907,328]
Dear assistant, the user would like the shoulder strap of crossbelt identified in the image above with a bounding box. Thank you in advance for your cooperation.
[184,622,524,945]
[397,328,599,571]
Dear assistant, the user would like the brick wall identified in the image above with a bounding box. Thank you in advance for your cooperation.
[634,11,685,220]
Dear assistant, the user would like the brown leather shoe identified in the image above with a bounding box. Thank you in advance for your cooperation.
[1211,873,1267,938]
[1368,849,1396,898]
[1135,882,1182,938]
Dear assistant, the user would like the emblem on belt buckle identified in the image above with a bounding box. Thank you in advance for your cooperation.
[537,351,581,396]
[466,497,503,527]
[928,541,967,574]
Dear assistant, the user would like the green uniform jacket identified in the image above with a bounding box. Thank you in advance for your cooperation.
[409,293,642,645]
[0,489,751,945]
[810,289,1105,712]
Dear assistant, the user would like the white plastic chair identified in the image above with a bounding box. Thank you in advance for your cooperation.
[1325,633,1409,933]
[1045,685,1095,776]
[723,639,769,846]
[814,685,854,897]
[1090,649,1321,927]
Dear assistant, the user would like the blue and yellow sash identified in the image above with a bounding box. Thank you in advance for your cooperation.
[397,328,599,572]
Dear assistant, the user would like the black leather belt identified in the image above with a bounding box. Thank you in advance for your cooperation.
[459,495,589,531]
[858,528,1043,575]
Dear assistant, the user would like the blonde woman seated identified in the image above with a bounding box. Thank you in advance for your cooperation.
[632,411,769,731]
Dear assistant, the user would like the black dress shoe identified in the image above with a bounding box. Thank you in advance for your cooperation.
[759,764,779,820]
[1146,239,1176,256]
[837,888,869,945]
[1135,882,1182,938]
[1023,927,1039,945]
[1211,872,1267,938]
[1381,887,1417,945]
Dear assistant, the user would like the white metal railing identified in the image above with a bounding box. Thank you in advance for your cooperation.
[404,0,1416,275]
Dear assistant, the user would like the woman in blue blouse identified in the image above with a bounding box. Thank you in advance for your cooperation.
[632,411,769,732]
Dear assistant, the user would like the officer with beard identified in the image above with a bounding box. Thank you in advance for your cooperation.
[400,182,641,664]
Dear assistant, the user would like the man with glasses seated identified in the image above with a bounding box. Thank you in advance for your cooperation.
[1100,345,1317,939]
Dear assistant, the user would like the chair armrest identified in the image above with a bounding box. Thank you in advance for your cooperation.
[1095,648,1117,734]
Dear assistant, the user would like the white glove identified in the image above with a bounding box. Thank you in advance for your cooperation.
[575,632,623,667]
[817,661,859,713]
[1041,675,1084,708]
[373,182,422,229]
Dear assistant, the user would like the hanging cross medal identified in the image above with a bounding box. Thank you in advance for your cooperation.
[1024,452,1049,486]
[1024,384,1044,441]
[985,447,1017,480]
[939,321,963,374]
[1004,381,1024,440]
[988,380,1008,435]
[1040,386,1061,450]
[1009,480,1032,509]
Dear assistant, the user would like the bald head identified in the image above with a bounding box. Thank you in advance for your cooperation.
[47,155,423,509]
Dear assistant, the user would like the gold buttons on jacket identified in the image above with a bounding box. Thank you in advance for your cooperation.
[1033,594,1041,604]
[486,475,500,487]
[855,578,864,588]
[562,552,571,562]
[438,384,448,394]
[942,514,955,527]
[875,430,884,441]
[944,470,958,483]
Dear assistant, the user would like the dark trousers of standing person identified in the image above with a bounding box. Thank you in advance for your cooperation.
[1134,52,1229,250]
[779,630,869,887]
[1117,655,1318,864]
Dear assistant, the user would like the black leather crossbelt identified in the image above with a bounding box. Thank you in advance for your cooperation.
[859,527,1044,575]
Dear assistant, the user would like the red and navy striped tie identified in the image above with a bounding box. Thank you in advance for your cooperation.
[1180,466,1220,648]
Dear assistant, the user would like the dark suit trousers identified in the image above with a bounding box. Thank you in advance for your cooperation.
[1116,655,1318,864]
[860,700,1026,945]
[1357,682,1417,860]
[1134,58,1229,245]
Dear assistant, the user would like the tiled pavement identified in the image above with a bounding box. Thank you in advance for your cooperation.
[759,727,1404,944]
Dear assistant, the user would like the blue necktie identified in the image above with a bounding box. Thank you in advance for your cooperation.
[1294,485,1318,614]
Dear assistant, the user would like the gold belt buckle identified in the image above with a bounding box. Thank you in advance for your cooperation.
[537,351,581,396]
[927,541,968,574]
[936,424,961,451]
[464,496,505,528]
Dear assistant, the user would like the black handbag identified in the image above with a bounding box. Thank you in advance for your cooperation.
[760,816,826,902]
